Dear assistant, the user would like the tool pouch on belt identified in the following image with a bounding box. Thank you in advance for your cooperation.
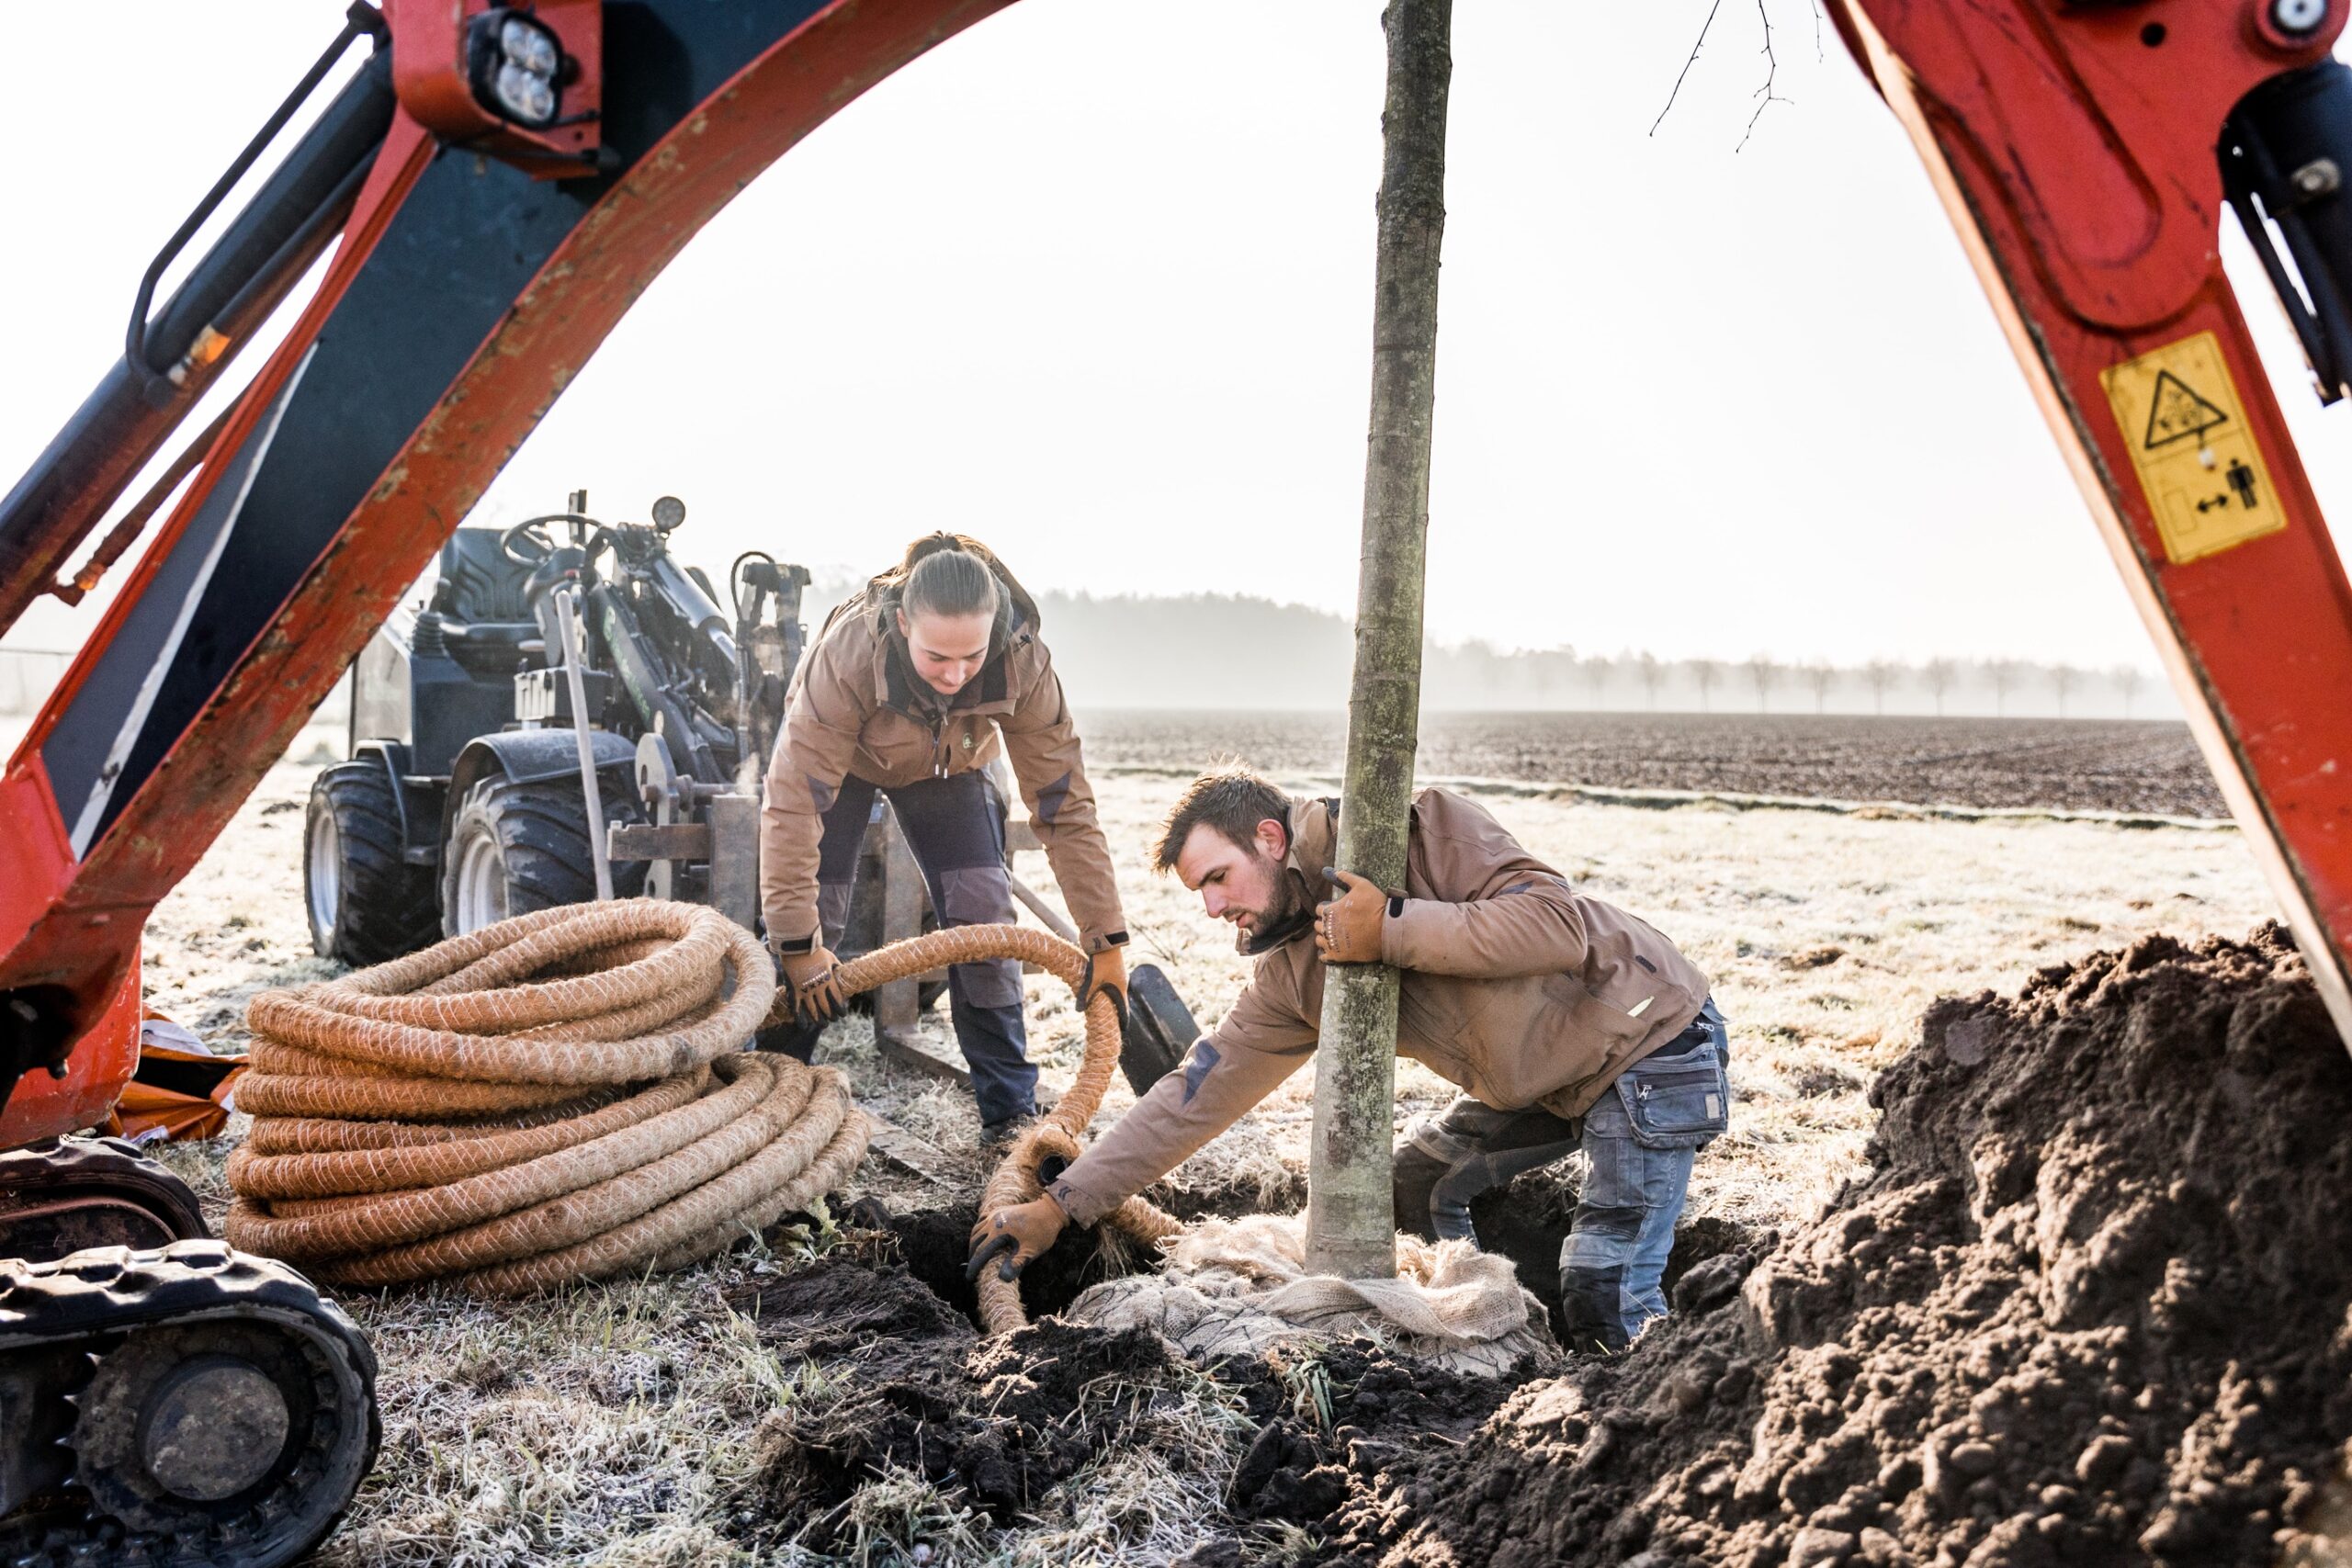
[1611,1010,1731,1151]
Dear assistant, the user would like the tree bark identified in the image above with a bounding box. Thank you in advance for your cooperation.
[1303,0,1452,1280]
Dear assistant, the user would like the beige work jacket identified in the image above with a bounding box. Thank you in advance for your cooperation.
[757,582,1125,952]
[1048,787,1709,1224]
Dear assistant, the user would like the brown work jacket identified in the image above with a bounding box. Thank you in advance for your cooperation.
[1048,787,1709,1225]
[757,578,1125,952]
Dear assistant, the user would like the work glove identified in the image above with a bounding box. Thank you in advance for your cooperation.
[777,942,847,1024]
[1075,942,1129,1017]
[1316,868,1396,965]
[967,1193,1068,1282]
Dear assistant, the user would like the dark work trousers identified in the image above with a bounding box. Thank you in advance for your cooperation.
[813,770,1035,1126]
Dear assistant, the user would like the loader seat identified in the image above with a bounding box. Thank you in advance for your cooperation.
[430,528,535,624]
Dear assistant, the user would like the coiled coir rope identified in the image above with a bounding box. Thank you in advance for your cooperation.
[226,901,869,1295]
[227,903,1175,1318]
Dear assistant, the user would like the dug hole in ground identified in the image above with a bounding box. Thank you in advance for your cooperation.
[133,739,2352,1565]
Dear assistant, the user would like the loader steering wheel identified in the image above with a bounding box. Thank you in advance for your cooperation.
[500,513,601,568]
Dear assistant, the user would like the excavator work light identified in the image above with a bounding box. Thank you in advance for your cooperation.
[388,0,603,177]
[469,8,563,129]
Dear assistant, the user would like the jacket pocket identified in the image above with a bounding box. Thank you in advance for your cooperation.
[858,713,933,781]
[1398,974,1482,1087]
[1614,1038,1730,1150]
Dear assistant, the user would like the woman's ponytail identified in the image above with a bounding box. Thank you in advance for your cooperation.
[869,532,1040,632]
[900,536,1001,622]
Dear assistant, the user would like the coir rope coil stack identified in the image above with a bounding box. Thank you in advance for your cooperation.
[227,904,1174,1315]
[226,902,866,1296]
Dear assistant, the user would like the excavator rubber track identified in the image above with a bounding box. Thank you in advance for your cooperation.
[0,1137,209,1259]
[0,1238,379,1568]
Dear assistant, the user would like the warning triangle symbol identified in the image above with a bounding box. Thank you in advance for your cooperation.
[2143,369,2228,448]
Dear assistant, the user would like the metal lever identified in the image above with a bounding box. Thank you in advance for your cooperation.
[552,586,616,901]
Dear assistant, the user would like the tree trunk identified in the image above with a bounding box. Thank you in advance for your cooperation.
[1303,0,1452,1280]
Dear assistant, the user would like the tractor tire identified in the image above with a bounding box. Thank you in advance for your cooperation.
[441,772,647,938]
[304,762,436,965]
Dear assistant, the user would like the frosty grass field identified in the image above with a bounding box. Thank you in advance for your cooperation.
[129,714,2273,1564]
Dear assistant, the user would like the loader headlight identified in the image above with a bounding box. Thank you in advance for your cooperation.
[468,9,565,130]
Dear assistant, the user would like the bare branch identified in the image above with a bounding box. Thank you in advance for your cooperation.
[1737,0,1793,152]
[1651,0,1726,137]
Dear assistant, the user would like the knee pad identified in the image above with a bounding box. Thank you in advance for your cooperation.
[936,864,1016,927]
[1392,1144,1451,1242]
[1557,1261,1632,1354]
[1566,1201,1646,1247]
[949,956,1023,1011]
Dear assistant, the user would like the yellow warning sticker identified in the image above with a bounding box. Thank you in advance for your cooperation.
[2098,331,2286,564]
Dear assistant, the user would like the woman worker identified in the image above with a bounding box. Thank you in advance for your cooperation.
[757,534,1128,1143]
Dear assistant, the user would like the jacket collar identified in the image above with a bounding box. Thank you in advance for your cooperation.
[1244,795,1334,956]
[1284,795,1336,880]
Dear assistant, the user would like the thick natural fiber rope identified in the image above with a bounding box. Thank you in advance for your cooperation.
[243,901,768,1085]
[832,924,1184,1335]
[228,904,1174,1312]
[227,904,875,1296]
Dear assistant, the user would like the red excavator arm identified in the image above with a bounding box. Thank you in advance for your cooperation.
[0,0,1010,1139]
[6,0,2352,1146]
[1828,0,2352,1043]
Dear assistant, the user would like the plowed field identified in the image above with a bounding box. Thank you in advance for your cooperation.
[1082,712,2225,819]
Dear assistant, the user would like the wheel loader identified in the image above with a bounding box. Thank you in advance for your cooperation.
[303,489,1195,1077]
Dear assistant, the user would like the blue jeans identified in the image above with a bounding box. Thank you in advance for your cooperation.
[1557,999,1730,1352]
[812,770,1037,1125]
[1400,998,1731,1353]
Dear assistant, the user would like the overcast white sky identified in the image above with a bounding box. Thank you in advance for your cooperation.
[5,1,2349,673]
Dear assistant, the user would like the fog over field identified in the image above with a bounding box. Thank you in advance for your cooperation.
[787,578,2181,720]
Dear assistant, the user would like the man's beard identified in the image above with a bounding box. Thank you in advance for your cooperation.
[1237,859,1312,955]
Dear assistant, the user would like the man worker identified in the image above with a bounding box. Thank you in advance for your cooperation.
[968,766,1731,1352]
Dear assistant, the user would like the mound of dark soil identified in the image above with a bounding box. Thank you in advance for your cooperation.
[732,1234,1545,1553]
[1378,925,2352,1568]
[1214,1339,1534,1547]
[735,1243,1189,1527]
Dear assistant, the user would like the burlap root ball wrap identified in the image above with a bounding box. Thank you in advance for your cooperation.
[227,904,1173,1313]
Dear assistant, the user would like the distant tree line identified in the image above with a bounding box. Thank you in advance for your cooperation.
[1013,592,2171,718]
[780,580,2174,719]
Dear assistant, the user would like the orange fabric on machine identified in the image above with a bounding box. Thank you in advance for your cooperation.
[101,1015,244,1144]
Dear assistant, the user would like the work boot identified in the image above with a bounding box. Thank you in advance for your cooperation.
[753,1018,823,1061]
